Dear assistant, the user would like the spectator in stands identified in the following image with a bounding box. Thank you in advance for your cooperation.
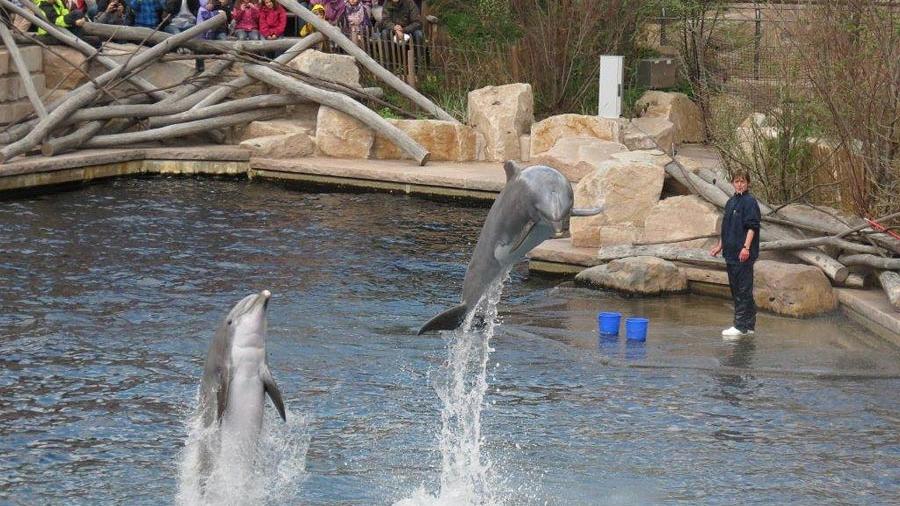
[95,0,127,24]
[35,0,87,40]
[161,0,199,34]
[258,0,286,39]
[341,0,371,43]
[196,0,228,39]
[311,0,343,25]
[299,2,324,37]
[376,0,421,45]
[124,0,167,28]
[232,0,260,40]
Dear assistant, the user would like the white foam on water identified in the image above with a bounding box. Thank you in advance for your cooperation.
[175,400,310,506]
[397,277,520,506]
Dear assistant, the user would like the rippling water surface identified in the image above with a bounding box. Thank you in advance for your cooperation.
[1,177,898,504]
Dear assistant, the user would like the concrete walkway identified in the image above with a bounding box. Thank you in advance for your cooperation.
[1,147,896,343]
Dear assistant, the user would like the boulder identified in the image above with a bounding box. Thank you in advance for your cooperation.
[239,132,315,158]
[635,91,705,144]
[643,195,721,249]
[754,260,837,317]
[519,134,531,162]
[575,256,688,294]
[570,159,665,248]
[622,116,675,151]
[530,114,623,156]
[239,119,313,141]
[371,119,478,161]
[610,149,670,170]
[531,136,628,182]
[287,49,361,88]
[315,106,374,158]
[467,83,533,161]
[42,46,89,90]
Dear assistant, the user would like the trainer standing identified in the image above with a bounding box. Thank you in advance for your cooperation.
[710,171,761,338]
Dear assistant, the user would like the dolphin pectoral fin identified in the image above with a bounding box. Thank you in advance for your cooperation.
[495,220,536,262]
[216,367,230,423]
[418,304,469,335]
[261,363,286,421]
[503,160,523,182]
[570,206,603,217]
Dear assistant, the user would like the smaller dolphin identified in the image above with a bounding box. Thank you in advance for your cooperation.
[198,290,286,468]
[418,161,601,334]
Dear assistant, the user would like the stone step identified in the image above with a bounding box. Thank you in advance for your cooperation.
[0,45,44,76]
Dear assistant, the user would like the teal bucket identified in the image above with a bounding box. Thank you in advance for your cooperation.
[598,312,621,336]
[625,317,649,341]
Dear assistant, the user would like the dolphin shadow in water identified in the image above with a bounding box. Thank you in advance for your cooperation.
[195,289,287,488]
[418,161,602,335]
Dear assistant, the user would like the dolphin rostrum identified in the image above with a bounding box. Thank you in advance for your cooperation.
[418,161,602,334]
[198,290,286,462]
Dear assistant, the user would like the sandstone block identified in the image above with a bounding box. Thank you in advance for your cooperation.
[531,136,628,182]
[0,73,45,102]
[530,114,623,156]
[239,132,315,158]
[0,99,34,124]
[95,44,195,91]
[635,91,705,144]
[239,119,313,141]
[42,46,89,90]
[287,49,360,88]
[315,106,373,158]
[371,119,478,161]
[622,116,675,151]
[570,159,665,248]
[1,45,43,76]
[610,149,670,169]
[576,256,688,294]
[467,83,533,161]
[519,134,531,162]
[754,260,837,317]
[643,195,721,249]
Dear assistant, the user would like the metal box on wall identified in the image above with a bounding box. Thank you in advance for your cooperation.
[636,58,679,89]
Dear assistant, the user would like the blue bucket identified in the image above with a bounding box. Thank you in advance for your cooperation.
[625,317,649,341]
[598,312,621,336]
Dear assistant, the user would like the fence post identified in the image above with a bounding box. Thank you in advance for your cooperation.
[754,7,761,80]
[660,7,668,47]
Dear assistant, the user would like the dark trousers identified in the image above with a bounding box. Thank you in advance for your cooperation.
[726,260,756,332]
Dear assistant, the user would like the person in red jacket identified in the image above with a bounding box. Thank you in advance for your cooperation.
[258,0,286,39]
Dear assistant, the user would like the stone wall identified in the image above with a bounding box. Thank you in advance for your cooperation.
[0,45,43,124]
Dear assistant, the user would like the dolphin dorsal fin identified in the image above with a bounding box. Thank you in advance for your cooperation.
[503,160,522,182]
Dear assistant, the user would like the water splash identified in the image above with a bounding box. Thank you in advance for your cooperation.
[397,277,510,506]
[175,401,309,506]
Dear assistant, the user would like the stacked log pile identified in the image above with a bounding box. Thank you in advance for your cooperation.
[0,0,452,165]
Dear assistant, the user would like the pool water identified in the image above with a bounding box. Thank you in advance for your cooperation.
[1,177,898,504]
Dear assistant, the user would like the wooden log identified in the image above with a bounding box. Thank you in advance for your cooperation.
[596,244,727,268]
[0,13,226,161]
[158,57,235,105]
[838,254,900,270]
[190,33,324,110]
[42,120,106,156]
[81,108,284,147]
[0,24,47,119]
[879,270,900,310]
[82,22,306,54]
[0,0,167,101]
[244,64,430,165]
[275,0,457,123]
[696,167,735,197]
[148,94,307,127]
[841,272,866,289]
[760,237,883,254]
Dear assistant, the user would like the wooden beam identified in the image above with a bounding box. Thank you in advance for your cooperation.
[0,24,47,119]
[275,0,457,122]
[244,64,430,165]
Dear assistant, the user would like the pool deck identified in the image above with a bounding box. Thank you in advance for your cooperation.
[1,145,897,343]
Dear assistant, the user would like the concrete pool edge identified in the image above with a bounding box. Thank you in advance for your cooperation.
[1,148,897,344]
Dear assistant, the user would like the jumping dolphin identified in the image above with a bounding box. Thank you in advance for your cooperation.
[198,290,286,465]
[418,161,602,334]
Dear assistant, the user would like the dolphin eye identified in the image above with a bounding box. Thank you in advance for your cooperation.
[227,319,233,326]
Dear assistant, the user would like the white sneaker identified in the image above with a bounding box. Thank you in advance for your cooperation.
[721,326,748,338]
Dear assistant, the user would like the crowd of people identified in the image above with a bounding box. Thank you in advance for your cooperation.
[16,0,426,45]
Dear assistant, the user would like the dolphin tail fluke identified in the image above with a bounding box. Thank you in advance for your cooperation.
[418,304,469,335]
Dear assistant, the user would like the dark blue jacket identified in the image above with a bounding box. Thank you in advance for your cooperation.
[721,191,761,264]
